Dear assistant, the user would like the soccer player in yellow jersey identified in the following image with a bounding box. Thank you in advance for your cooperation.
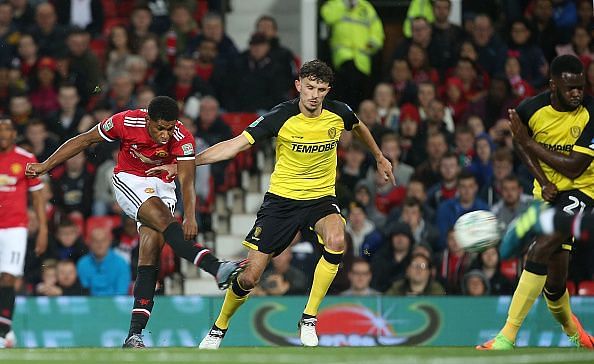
[151,60,394,348]
[478,55,594,350]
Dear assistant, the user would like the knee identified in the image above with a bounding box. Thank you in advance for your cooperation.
[324,232,345,252]
[238,272,260,291]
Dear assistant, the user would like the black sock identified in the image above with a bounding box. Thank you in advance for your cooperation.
[0,286,15,337]
[128,266,158,337]
[301,313,316,320]
[162,222,220,276]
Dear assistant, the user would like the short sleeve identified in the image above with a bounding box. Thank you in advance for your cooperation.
[573,97,594,157]
[171,123,196,161]
[515,98,532,132]
[97,112,125,142]
[242,103,290,144]
[325,100,360,131]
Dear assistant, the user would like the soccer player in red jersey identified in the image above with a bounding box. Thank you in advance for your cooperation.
[0,118,47,348]
[25,96,246,348]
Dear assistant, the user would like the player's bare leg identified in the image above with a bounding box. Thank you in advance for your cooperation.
[300,214,345,347]
[137,197,246,289]
[123,226,164,348]
[0,273,16,348]
[200,249,271,349]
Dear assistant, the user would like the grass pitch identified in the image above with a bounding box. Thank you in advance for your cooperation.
[1,347,594,364]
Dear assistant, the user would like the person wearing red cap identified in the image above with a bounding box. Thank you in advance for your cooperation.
[29,57,60,116]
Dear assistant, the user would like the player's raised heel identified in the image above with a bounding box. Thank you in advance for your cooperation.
[216,259,249,290]
[298,317,319,347]
[476,333,514,350]
[199,325,227,350]
[122,334,145,348]
[499,200,547,259]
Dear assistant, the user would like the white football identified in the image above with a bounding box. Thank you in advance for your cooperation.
[454,210,500,252]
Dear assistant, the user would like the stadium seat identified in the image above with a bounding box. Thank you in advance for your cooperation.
[578,280,594,296]
[85,215,122,242]
[500,259,519,282]
[220,113,259,137]
[567,280,577,295]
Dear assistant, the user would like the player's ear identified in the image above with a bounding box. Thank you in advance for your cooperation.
[295,79,301,93]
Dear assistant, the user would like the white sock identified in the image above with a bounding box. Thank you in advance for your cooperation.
[539,208,555,235]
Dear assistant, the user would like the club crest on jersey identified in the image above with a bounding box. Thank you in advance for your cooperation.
[145,187,155,194]
[570,126,581,138]
[249,116,263,128]
[10,163,22,174]
[181,143,194,156]
[328,127,337,139]
[155,150,168,158]
[103,117,114,131]
[254,226,262,237]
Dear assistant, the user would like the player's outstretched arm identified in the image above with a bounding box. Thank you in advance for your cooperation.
[177,159,198,241]
[25,127,104,177]
[195,134,252,166]
[351,122,396,185]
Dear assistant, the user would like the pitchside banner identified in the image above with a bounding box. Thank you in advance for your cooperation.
[12,296,594,348]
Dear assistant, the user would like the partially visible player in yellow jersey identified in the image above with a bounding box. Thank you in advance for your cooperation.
[149,60,394,349]
[478,55,594,350]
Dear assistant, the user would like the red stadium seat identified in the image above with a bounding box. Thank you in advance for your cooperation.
[85,215,122,242]
[220,112,259,137]
[567,280,577,295]
[578,280,594,296]
[500,259,519,282]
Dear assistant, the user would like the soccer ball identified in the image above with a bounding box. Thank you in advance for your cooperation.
[454,210,500,252]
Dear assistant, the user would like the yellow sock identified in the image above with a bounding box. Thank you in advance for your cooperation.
[500,269,547,342]
[544,289,577,336]
[303,248,342,316]
[214,280,250,330]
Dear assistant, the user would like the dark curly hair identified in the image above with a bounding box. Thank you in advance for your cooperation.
[148,96,179,122]
[299,59,334,85]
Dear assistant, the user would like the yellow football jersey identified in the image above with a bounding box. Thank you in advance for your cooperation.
[518,92,594,199]
[242,98,359,200]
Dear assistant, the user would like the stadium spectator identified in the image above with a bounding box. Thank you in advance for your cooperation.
[478,148,515,206]
[398,103,425,167]
[462,269,490,296]
[193,38,227,98]
[506,19,548,89]
[401,177,435,222]
[467,115,486,137]
[30,2,68,58]
[438,229,473,294]
[357,99,390,147]
[124,55,148,90]
[321,0,384,108]
[379,133,413,187]
[424,99,454,136]
[414,132,449,189]
[77,227,131,296]
[345,201,382,258]
[102,71,137,112]
[491,175,532,227]
[65,27,102,103]
[105,25,134,83]
[24,119,58,162]
[370,222,414,292]
[14,33,39,81]
[341,258,379,296]
[191,12,238,65]
[504,55,536,101]
[50,151,95,217]
[426,152,460,211]
[468,133,493,188]
[162,3,199,61]
[436,171,488,249]
[128,5,154,52]
[452,57,486,104]
[8,92,33,132]
[408,45,439,85]
[195,96,232,188]
[555,25,594,67]
[10,0,34,33]
[35,258,60,296]
[469,247,514,295]
[92,147,117,216]
[372,163,407,215]
[353,180,385,229]
[47,219,87,262]
[28,56,60,116]
[586,61,594,97]
[255,15,298,96]
[470,14,507,76]
[385,253,445,296]
[431,0,464,74]
[158,54,212,110]
[454,126,475,168]
[576,0,593,30]
[112,215,140,270]
[0,1,19,60]
[45,82,94,143]
[138,35,172,93]
[387,59,417,106]
[416,81,436,122]
[258,248,308,296]
[56,259,88,296]
[463,75,517,130]
[399,197,440,253]
[54,0,103,37]
[528,0,560,62]
[224,32,288,112]
[392,17,440,76]
[373,83,400,130]
[136,86,156,109]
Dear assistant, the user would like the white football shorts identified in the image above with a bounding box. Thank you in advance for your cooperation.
[0,227,27,276]
[112,172,177,221]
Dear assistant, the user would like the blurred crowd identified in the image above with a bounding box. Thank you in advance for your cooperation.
[2,0,594,298]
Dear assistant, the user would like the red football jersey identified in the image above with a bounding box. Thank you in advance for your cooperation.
[0,146,43,228]
[97,109,196,181]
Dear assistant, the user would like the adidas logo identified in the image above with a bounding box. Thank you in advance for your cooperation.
[211,329,225,336]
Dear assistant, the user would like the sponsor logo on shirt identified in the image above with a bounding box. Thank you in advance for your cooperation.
[0,174,17,186]
[249,116,263,128]
[291,140,338,153]
[538,142,573,152]
[181,143,194,156]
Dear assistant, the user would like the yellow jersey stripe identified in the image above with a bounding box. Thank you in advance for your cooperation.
[573,145,594,157]
[242,130,255,144]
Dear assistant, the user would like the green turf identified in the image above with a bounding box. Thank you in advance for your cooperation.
[1,347,594,364]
